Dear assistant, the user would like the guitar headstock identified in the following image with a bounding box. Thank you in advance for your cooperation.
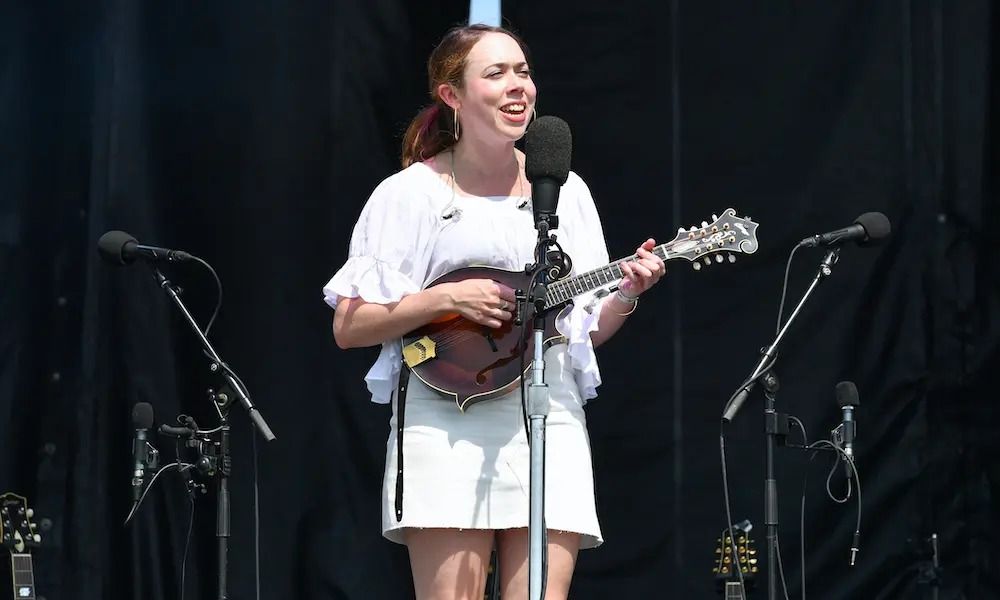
[0,493,41,554]
[667,208,759,270]
[713,520,758,593]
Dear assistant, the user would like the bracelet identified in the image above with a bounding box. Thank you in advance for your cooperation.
[611,289,639,316]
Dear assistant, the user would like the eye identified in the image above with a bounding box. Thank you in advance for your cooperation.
[487,71,503,79]
[518,68,532,77]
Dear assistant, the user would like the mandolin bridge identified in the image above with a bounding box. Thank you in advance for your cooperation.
[402,336,437,367]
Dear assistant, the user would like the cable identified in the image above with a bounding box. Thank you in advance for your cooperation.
[190,255,223,336]
[719,423,748,594]
[252,422,261,600]
[775,243,802,335]
[180,495,194,600]
[773,534,792,600]
[719,242,800,598]
[124,462,196,525]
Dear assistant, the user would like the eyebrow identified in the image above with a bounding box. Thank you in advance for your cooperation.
[480,61,530,73]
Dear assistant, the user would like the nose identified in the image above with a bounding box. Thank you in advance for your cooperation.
[504,72,525,94]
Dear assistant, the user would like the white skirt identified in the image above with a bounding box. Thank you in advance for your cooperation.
[382,345,603,549]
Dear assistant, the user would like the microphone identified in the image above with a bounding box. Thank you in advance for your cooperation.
[98,230,193,265]
[131,402,155,502]
[524,116,572,229]
[799,212,891,248]
[835,381,859,478]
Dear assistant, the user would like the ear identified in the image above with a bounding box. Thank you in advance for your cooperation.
[437,83,461,111]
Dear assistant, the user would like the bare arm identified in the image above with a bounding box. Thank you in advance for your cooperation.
[590,238,666,348]
[590,291,637,348]
[332,279,517,349]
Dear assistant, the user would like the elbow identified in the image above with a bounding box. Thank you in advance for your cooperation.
[332,314,356,349]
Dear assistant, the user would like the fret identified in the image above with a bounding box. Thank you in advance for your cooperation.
[10,553,35,600]
[724,582,744,600]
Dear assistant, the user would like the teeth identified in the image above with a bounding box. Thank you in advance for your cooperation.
[501,104,525,114]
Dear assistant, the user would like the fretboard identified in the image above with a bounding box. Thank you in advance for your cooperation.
[724,581,744,600]
[543,242,674,309]
[10,553,34,600]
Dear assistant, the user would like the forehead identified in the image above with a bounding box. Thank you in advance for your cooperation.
[465,32,527,68]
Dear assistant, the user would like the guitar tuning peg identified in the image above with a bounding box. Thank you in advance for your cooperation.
[26,508,33,518]
[703,256,712,265]
[715,255,723,263]
[32,534,41,543]
[693,262,701,271]
[728,254,736,263]
[701,221,709,228]
[678,227,685,234]
[712,213,718,221]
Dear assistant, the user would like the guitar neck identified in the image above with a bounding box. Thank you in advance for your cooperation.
[9,553,35,600]
[724,581,745,600]
[542,243,675,310]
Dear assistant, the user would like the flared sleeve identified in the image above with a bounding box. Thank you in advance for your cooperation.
[554,174,613,403]
[323,172,438,404]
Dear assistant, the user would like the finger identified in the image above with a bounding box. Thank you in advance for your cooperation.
[495,283,517,303]
[637,247,659,262]
[640,238,656,251]
[631,263,654,278]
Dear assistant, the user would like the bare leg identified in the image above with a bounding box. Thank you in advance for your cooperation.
[496,528,580,600]
[406,528,496,600]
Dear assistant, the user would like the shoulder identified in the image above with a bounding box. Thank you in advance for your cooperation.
[563,171,594,198]
[373,162,442,196]
[363,162,447,214]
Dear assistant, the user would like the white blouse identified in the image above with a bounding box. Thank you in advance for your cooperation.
[323,161,614,405]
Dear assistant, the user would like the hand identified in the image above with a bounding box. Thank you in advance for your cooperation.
[618,238,666,297]
[443,279,517,328]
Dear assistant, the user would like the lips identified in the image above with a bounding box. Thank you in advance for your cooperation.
[499,101,528,123]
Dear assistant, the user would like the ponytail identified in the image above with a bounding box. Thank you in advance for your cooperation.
[401,102,457,168]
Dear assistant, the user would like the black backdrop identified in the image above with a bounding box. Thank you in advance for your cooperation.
[2,1,997,598]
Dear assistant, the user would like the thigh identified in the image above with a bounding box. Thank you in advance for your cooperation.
[496,528,580,600]
[406,528,496,600]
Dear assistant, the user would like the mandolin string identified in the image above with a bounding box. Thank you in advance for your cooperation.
[419,244,684,351]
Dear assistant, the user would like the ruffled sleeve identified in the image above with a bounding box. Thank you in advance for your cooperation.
[554,173,613,403]
[323,171,438,404]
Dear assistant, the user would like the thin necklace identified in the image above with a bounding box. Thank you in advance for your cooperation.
[449,149,525,204]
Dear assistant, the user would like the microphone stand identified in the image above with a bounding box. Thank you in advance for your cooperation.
[151,267,275,600]
[525,215,561,600]
[721,247,840,600]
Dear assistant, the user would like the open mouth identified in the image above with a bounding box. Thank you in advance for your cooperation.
[500,102,527,116]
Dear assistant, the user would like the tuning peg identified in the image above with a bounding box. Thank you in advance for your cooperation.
[728,254,736,263]
[715,255,723,263]
[712,213,718,221]
[32,534,41,543]
[701,221,709,228]
[25,508,33,518]
[678,227,685,234]
[693,262,701,271]
[703,257,711,265]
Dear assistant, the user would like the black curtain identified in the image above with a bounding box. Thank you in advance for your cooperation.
[1,1,996,598]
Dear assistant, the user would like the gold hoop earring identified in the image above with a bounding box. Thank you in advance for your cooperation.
[453,108,460,141]
[531,106,538,123]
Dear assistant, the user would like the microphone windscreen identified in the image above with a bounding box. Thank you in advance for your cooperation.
[854,212,891,246]
[835,381,859,408]
[132,402,154,429]
[98,230,138,265]
[524,116,572,185]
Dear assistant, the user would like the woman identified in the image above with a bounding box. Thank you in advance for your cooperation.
[324,24,665,600]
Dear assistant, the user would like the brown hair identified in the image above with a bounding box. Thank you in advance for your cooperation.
[400,24,531,168]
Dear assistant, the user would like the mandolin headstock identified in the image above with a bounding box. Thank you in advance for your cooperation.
[665,208,759,270]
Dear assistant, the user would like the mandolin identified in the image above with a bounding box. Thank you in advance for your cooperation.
[1,493,41,600]
[401,208,759,410]
[712,520,758,599]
